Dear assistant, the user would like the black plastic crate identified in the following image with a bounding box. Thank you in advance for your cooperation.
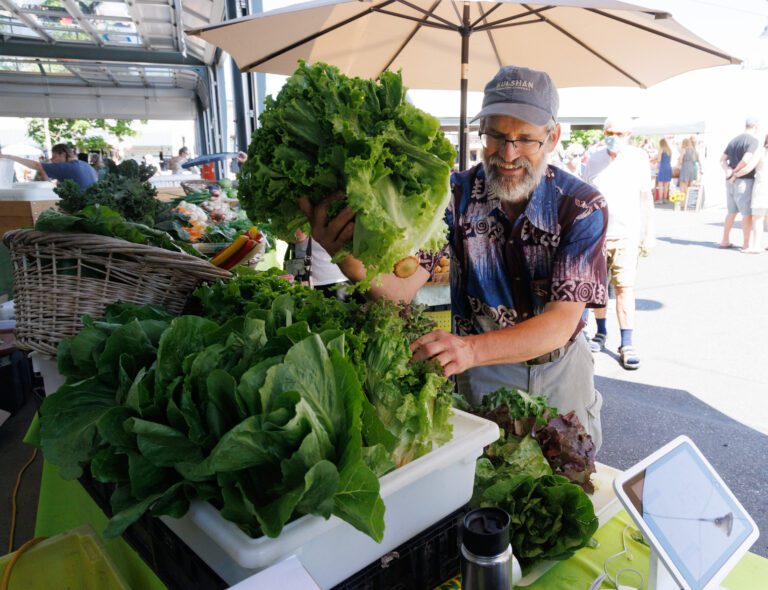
[79,472,228,590]
[332,505,470,590]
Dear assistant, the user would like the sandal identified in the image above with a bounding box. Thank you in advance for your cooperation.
[589,333,607,353]
[619,345,641,370]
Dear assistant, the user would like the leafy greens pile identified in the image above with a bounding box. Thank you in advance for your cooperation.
[38,272,453,542]
[194,269,454,467]
[34,206,202,257]
[54,158,191,240]
[56,160,161,226]
[469,388,598,569]
[40,301,385,541]
[237,61,456,288]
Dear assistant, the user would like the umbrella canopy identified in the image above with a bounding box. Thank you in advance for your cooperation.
[190,0,739,169]
[0,142,44,159]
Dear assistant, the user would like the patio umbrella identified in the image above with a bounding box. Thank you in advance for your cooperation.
[0,143,44,159]
[189,0,739,169]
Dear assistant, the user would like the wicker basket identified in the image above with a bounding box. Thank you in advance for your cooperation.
[4,229,231,356]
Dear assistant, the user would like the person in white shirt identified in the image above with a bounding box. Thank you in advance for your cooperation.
[584,116,655,370]
[292,230,352,299]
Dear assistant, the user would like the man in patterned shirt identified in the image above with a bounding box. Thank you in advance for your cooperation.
[301,65,608,449]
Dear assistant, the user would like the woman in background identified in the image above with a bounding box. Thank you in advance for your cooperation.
[655,138,673,201]
[677,138,698,196]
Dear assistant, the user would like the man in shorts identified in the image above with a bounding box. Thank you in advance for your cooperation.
[720,118,760,250]
[584,116,654,370]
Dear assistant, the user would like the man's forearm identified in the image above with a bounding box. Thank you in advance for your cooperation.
[466,301,585,366]
[732,155,753,177]
[1,154,43,173]
[337,254,428,302]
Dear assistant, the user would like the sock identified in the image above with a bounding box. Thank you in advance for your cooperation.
[596,318,607,335]
[621,329,633,348]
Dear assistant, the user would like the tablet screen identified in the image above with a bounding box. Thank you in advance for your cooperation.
[621,442,755,590]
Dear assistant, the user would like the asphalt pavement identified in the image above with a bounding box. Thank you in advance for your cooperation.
[593,202,768,558]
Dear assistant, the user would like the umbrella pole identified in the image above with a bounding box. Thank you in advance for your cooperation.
[458,2,470,172]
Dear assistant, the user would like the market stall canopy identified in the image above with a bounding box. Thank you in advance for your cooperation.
[188,0,740,169]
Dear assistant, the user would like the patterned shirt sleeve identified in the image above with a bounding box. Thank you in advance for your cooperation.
[549,188,608,308]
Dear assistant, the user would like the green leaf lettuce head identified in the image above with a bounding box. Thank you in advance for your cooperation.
[237,61,456,289]
[354,299,453,467]
[473,474,598,568]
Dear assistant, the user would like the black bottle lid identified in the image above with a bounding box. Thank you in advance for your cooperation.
[462,507,511,558]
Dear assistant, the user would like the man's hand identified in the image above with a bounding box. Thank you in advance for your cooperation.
[298,193,355,258]
[410,329,477,378]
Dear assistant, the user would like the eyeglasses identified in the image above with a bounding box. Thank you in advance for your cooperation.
[479,131,548,155]
[603,130,628,137]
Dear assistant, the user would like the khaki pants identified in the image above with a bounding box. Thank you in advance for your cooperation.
[457,333,603,452]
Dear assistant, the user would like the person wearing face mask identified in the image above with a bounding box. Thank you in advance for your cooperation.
[584,117,655,370]
[300,65,609,450]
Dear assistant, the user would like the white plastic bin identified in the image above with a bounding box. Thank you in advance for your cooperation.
[161,409,499,588]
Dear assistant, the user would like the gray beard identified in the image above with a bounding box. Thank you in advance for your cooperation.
[483,153,548,204]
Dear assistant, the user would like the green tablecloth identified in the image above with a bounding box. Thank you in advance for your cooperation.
[34,461,165,590]
[34,460,767,590]
[437,510,765,590]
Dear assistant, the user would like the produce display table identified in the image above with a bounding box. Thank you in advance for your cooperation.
[436,510,765,589]
[31,459,768,590]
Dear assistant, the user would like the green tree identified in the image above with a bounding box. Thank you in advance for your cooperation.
[27,118,144,152]
[567,128,604,150]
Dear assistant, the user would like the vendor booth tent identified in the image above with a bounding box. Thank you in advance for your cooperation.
[189,0,738,169]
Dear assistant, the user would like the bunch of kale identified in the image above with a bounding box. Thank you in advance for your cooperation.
[55,159,179,229]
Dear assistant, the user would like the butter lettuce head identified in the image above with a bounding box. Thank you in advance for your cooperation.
[238,61,456,288]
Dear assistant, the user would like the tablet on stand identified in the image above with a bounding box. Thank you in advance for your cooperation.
[613,436,759,590]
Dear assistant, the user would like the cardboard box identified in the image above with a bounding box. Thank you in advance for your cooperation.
[0,200,59,238]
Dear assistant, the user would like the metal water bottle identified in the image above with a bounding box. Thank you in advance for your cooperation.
[460,507,518,590]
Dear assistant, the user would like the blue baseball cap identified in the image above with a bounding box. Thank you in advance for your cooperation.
[471,65,559,126]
